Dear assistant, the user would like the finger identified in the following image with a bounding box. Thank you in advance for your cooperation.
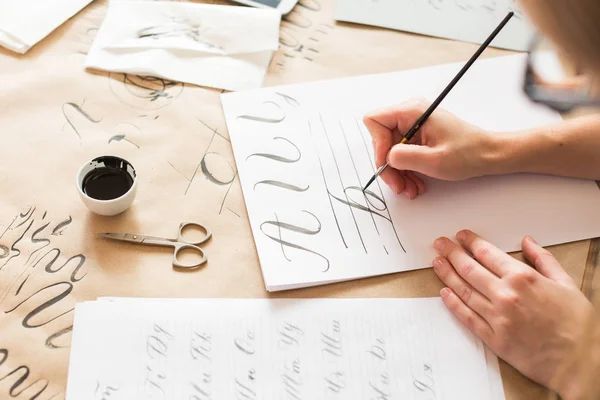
[455,230,514,277]
[440,287,494,344]
[434,237,500,298]
[387,143,436,176]
[406,171,426,195]
[522,236,577,288]
[366,119,393,167]
[379,168,406,195]
[402,175,418,199]
[433,257,492,319]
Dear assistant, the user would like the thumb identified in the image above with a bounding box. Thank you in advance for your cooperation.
[387,143,436,176]
[522,236,577,288]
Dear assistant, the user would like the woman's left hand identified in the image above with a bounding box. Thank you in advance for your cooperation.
[433,230,594,399]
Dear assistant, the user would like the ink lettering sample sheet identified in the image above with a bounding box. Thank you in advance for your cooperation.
[222,54,600,291]
[334,0,534,51]
[66,298,505,399]
[85,1,281,91]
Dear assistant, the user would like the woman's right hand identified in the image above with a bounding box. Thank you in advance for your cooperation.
[363,99,502,198]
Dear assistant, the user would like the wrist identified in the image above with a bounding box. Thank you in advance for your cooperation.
[553,309,600,400]
[481,128,551,176]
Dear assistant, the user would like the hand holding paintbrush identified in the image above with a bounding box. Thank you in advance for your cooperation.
[362,12,515,193]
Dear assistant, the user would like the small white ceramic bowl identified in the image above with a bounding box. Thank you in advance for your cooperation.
[76,156,137,216]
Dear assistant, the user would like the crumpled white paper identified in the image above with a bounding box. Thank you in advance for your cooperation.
[85,1,281,91]
[0,0,93,54]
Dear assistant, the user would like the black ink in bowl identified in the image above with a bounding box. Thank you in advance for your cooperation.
[82,156,136,201]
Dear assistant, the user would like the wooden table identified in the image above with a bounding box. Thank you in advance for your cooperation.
[0,1,597,399]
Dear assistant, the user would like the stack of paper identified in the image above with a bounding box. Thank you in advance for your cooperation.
[0,0,93,54]
[85,1,282,91]
[221,54,600,291]
[66,297,505,399]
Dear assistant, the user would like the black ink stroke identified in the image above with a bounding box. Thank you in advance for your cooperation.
[236,101,285,123]
[0,356,50,399]
[14,207,35,229]
[339,121,382,238]
[168,161,190,182]
[246,137,301,163]
[0,218,33,270]
[355,118,406,252]
[219,172,238,215]
[62,101,102,141]
[22,220,51,267]
[200,153,236,186]
[5,281,74,329]
[108,73,184,111]
[319,114,367,253]
[136,18,224,50]
[197,118,230,142]
[0,213,18,240]
[45,326,73,349]
[109,134,140,148]
[186,121,235,194]
[253,181,309,192]
[51,216,72,236]
[308,120,347,248]
[275,92,300,107]
[260,211,330,272]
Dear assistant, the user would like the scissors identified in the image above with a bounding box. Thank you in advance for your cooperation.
[99,222,212,269]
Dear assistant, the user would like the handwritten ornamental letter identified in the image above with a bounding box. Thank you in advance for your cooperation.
[66,298,504,399]
[221,55,600,291]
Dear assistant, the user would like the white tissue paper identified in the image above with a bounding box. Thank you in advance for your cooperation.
[0,0,93,54]
[85,1,282,91]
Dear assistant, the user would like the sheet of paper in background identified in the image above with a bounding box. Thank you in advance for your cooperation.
[0,0,92,54]
[334,0,534,51]
[221,54,600,291]
[66,298,505,400]
[85,1,281,91]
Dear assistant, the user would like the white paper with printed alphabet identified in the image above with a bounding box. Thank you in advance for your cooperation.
[334,0,534,51]
[0,0,93,54]
[221,54,600,291]
[65,298,505,399]
[84,1,281,91]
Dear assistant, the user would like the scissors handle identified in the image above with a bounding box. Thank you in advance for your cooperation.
[172,243,208,269]
[177,222,212,246]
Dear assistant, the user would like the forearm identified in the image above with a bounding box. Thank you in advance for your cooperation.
[488,114,600,180]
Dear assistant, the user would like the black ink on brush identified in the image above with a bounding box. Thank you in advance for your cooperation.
[82,156,135,200]
[362,12,515,191]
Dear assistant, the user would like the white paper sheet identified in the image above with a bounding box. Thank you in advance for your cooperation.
[85,1,281,91]
[220,54,600,291]
[0,0,93,54]
[65,298,505,399]
[334,0,534,51]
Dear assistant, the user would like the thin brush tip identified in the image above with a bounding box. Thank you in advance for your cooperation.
[362,176,375,192]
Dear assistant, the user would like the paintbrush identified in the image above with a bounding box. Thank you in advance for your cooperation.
[362,11,515,192]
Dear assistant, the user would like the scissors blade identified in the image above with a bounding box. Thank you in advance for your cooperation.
[99,233,146,243]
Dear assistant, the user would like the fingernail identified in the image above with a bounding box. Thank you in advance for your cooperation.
[456,230,467,241]
[434,238,446,251]
[526,235,538,244]
[440,288,450,299]
[432,258,444,269]
[391,183,401,194]
[403,191,412,199]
